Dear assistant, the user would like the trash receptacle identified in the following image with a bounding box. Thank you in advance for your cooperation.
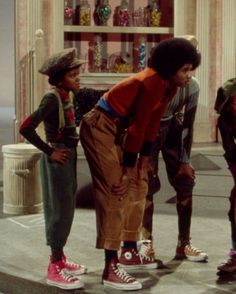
[2,143,43,214]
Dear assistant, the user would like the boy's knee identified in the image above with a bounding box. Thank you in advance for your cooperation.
[174,173,194,196]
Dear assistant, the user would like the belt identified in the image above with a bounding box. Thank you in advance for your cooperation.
[95,105,124,121]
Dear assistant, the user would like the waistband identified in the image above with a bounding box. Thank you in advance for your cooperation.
[98,97,123,119]
[94,105,122,123]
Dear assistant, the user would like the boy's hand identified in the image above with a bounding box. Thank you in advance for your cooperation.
[50,148,70,164]
[111,167,135,196]
[137,156,152,180]
[177,162,195,179]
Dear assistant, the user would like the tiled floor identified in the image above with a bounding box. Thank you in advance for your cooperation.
[1,143,236,293]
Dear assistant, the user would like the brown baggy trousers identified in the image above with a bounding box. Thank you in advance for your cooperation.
[80,108,148,250]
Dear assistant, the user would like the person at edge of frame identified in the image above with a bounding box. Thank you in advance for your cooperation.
[135,35,208,265]
[215,77,236,274]
[79,37,201,291]
[19,48,87,290]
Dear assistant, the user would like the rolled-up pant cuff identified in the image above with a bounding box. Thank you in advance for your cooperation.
[96,238,121,251]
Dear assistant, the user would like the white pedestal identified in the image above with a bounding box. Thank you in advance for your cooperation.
[2,143,43,214]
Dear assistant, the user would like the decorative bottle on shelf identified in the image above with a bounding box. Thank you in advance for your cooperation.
[148,0,161,27]
[132,7,147,27]
[79,0,91,26]
[133,37,147,72]
[138,37,147,71]
[139,7,148,26]
[64,0,74,25]
[88,35,103,72]
[97,0,112,26]
[118,0,130,26]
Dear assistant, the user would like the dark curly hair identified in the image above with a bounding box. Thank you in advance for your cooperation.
[150,37,201,79]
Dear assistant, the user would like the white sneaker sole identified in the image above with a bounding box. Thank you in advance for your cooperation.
[186,254,208,262]
[103,280,142,290]
[46,279,84,290]
[119,262,158,270]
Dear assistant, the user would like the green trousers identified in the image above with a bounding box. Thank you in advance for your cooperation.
[40,144,77,248]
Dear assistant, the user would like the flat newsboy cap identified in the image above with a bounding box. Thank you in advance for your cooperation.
[215,78,236,114]
[38,47,86,77]
[223,78,236,99]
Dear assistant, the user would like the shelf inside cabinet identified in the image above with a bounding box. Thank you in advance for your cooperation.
[80,72,134,85]
[64,25,174,35]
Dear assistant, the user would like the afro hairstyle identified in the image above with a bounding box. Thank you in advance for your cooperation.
[150,37,201,79]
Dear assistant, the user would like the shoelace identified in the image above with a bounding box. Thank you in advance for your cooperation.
[113,264,136,283]
[139,241,155,259]
[58,268,78,282]
[185,244,203,255]
[64,258,81,269]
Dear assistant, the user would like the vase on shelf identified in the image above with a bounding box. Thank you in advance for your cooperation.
[109,52,133,73]
[133,37,147,72]
[94,35,103,72]
[88,35,104,72]
[97,0,112,26]
[79,0,91,26]
[117,0,130,26]
[132,7,147,27]
[64,0,74,25]
[148,0,161,27]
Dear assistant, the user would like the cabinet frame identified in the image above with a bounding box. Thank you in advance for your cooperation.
[62,1,175,85]
[64,25,173,35]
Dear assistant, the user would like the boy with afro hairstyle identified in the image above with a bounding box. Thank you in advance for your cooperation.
[79,37,201,291]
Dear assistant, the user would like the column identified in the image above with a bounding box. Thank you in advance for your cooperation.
[15,0,43,142]
[222,0,236,81]
[174,0,196,36]
[194,0,211,142]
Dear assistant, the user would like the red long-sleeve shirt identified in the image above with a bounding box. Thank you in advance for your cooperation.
[103,67,177,155]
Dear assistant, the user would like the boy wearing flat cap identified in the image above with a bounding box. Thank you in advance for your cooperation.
[20,48,86,290]
[215,78,236,274]
[79,37,201,291]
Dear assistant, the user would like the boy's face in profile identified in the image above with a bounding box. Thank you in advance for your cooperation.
[169,63,193,87]
[59,67,81,92]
